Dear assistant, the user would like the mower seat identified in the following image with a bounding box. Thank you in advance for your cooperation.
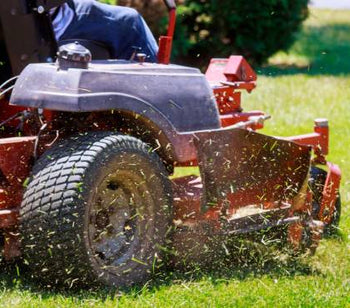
[58,39,112,60]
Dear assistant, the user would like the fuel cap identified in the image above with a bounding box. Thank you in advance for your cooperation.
[57,41,92,70]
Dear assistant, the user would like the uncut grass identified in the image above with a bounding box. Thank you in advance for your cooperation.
[1,8,350,308]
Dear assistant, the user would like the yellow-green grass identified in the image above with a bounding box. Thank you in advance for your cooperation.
[1,8,350,308]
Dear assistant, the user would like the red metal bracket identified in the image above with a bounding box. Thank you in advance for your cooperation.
[283,119,329,163]
[318,162,341,224]
[213,86,242,115]
[220,111,266,129]
[158,8,176,64]
[207,56,260,129]
[206,56,257,88]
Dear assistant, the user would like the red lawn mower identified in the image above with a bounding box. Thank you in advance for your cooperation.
[0,0,341,288]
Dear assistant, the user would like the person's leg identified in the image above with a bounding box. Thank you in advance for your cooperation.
[61,0,158,62]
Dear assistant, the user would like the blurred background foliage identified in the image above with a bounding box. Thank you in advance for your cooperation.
[103,0,309,66]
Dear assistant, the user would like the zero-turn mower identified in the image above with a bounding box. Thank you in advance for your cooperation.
[0,0,341,288]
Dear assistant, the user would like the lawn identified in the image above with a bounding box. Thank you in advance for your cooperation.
[1,8,350,308]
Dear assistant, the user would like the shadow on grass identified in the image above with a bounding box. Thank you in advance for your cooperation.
[258,24,350,76]
[0,235,326,300]
[0,224,345,299]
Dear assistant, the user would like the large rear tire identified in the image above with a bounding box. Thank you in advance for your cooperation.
[20,132,172,288]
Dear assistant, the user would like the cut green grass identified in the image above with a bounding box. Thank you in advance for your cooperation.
[1,8,350,308]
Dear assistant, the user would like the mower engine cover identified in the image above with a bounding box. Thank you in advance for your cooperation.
[10,60,220,133]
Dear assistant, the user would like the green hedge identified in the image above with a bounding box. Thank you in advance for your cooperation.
[174,0,309,65]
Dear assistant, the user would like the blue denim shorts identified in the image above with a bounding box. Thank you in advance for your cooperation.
[61,0,158,62]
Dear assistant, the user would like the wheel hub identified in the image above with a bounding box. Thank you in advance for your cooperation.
[89,179,138,264]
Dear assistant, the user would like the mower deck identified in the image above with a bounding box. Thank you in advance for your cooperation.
[173,175,299,235]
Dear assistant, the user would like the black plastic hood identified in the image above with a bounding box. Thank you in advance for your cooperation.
[10,60,220,133]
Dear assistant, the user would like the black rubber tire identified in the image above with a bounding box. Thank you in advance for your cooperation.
[309,166,341,235]
[20,132,172,288]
